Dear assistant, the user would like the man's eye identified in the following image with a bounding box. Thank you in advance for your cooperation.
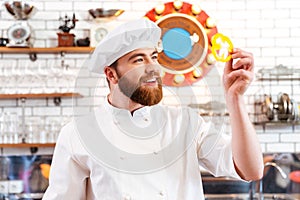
[133,58,144,63]
[152,55,158,60]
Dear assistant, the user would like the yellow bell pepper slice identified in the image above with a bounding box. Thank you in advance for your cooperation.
[211,33,234,62]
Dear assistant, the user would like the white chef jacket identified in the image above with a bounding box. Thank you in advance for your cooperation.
[43,99,243,200]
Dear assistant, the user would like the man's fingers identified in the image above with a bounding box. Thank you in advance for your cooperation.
[232,57,254,71]
[224,48,254,74]
[231,48,253,59]
[225,69,254,83]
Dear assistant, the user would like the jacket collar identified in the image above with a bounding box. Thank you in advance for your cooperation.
[103,95,151,118]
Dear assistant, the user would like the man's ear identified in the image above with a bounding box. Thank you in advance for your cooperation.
[104,66,118,84]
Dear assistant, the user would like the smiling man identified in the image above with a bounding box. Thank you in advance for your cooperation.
[108,48,163,108]
[43,18,263,200]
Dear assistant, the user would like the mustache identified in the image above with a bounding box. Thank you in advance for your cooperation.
[137,63,163,82]
[139,72,162,83]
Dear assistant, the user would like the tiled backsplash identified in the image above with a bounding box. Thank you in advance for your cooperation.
[0,0,299,154]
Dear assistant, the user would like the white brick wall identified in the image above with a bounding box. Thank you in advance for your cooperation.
[0,0,300,154]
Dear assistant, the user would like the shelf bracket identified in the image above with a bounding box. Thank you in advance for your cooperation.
[29,53,37,61]
[53,97,61,106]
[30,147,38,154]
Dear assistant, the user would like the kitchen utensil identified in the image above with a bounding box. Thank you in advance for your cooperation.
[290,99,299,121]
[262,95,274,120]
[4,1,37,47]
[261,93,296,121]
[277,93,291,121]
[76,37,90,46]
[88,8,124,19]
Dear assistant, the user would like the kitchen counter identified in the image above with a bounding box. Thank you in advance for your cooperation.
[205,193,300,200]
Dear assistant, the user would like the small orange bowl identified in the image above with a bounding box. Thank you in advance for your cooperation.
[289,170,300,183]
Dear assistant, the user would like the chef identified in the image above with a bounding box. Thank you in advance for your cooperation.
[43,18,263,200]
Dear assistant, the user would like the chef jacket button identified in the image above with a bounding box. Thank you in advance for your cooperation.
[159,190,165,196]
[158,190,166,200]
[123,194,132,200]
[143,118,148,122]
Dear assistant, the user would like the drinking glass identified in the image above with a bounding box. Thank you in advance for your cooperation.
[0,112,19,143]
[26,117,44,143]
[45,119,60,143]
[0,114,4,143]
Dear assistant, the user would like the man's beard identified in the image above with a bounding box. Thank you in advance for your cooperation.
[117,71,163,106]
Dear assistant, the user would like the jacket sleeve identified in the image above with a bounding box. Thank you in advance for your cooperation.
[42,122,89,200]
[195,114,243,180]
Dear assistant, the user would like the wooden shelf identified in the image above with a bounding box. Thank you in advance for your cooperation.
[253,120,300,125]
[0,92,83,99]
[253,120,300,132]
[256,77,300,81]
[0,143,56,148]
[0,47,94,54]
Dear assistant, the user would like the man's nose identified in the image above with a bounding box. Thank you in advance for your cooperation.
[145,64,160,74]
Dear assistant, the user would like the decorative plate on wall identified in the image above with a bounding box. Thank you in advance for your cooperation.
[145,1,218,86]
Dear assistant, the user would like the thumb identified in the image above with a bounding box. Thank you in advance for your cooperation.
[224,57,233,74]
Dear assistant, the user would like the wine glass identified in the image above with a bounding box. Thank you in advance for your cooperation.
[0,63,7,93]
[18,60,32,94]
[48,60,63,93]
[36,62,49,93]
[2,62,16,94]
[62,66,77,93]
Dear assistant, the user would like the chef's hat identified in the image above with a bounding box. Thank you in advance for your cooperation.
[88,18,161,74]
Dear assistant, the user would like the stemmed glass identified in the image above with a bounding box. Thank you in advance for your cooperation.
[9,62,19,94]
[61,66,77,93]
[25,61,47,93]
[18,60,32,94]
[1,62,17,94]
[0,63,7,94]
[35,61,49,93]
[48,60,63,93]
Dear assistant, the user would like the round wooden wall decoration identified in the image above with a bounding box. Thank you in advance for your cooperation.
[144,1,218,86]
